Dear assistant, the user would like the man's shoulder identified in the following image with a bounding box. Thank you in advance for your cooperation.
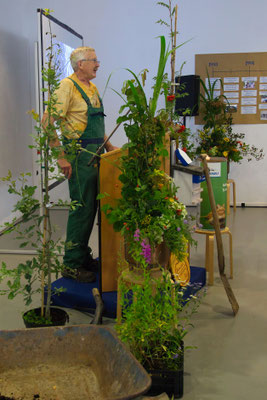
[59,74,76,89]
[89,81,100,96]
[89,81,98,90]
[59,74,100,98]
[67,74,99,92]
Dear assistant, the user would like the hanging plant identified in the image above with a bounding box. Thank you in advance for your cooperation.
[100,36,195,266]
[195,75,264,162]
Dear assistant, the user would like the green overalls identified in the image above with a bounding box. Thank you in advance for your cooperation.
[63,78,105,269]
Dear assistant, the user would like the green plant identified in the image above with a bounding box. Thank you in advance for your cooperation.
[195,76,264,163]
[101,36,194,265]
[156,1,178,94]
[0,9,76,321]
[155,0,196,158]
[199,76,228,128]
[22,309,52,326]
[116,268,201,370]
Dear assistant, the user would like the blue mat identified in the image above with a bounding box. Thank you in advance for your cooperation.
[49,266,206,319]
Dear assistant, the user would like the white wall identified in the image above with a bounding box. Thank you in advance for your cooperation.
[178,0,267,206]
[0,2,34,222]
[0,0,266,226]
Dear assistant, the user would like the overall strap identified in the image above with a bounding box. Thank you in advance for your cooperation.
[68,78,92,107]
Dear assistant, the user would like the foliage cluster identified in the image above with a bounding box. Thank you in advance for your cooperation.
[114,3,202,375]
[0,10,76,320]
[102,37,194,265]
[195,77,264,163]
[0,172,66,308]
[116,269,201,370]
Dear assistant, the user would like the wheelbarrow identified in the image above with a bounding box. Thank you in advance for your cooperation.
[0,324,151,400]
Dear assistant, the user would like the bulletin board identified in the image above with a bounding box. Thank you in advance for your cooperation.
[195,52,267,124]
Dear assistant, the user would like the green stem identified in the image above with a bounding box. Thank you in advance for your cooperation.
[41,17,53,319]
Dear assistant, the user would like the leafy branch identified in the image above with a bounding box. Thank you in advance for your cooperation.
[0,11,76,322]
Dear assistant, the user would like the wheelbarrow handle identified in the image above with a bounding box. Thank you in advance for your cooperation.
[90,288,104,325]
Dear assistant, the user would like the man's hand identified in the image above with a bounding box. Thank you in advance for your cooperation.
[105,143,119,152]
[104,135,119,152]
[58,159,72,179]
[42,113,72,178]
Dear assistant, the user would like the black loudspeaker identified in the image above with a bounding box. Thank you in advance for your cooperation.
[175,75,200,116]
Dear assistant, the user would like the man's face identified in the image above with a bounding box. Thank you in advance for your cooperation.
[79,50,100,80]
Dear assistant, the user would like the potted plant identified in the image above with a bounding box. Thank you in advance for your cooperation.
[101,35,200,400]
[116,264,201,398]
[195,76,264,167]
[101,35,194,270]
[102,9,201,398]
[0,10,76,327]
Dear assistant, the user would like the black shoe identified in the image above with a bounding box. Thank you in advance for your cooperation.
[83,258,99,273]
[62,267,96,283]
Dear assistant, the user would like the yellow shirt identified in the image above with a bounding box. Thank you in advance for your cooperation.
[54,73,101,139]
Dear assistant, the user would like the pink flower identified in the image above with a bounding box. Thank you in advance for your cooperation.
[140,240,152,264]
[134,229,140,241]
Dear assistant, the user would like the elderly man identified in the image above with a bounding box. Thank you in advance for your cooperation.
[43,46,116,283]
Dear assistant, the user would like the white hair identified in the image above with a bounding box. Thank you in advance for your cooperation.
[70,46,95,71]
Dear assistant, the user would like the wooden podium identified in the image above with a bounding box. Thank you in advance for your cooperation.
[99,149,123,292]
[99,141,170,293]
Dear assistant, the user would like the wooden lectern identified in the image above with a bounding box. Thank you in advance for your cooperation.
[99,149,123,292]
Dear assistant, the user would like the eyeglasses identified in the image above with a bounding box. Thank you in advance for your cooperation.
[80,59,100,64]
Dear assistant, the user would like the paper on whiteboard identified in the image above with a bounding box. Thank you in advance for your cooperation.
[225,98,239,104]
[260,93,267,103]
[242,77,257,89]
[260,111,267,120]
[242,90,257,97]
[224,77,239,83]
[241,106,256,114]
[224,92,239,99]
[206,77,221,90]
[205,90,220,98]
[241,97,257,105]
[224,84,239,91]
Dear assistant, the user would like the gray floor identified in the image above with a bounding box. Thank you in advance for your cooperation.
[1,207,267,399]
[186,207,267,400]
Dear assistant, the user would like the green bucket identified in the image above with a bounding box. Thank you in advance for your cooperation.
[200,159,227,230]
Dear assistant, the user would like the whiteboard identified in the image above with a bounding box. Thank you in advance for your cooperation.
[37,9,83,116]
[36,9,83,203]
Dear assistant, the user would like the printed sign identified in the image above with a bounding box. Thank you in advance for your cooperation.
[208,162,221,177]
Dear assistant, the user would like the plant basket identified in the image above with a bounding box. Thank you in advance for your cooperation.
[23,307,69,328]
[144,341,184,398]
[146,368,183,398]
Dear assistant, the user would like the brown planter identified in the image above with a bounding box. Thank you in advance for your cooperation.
[125,240,170,270]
